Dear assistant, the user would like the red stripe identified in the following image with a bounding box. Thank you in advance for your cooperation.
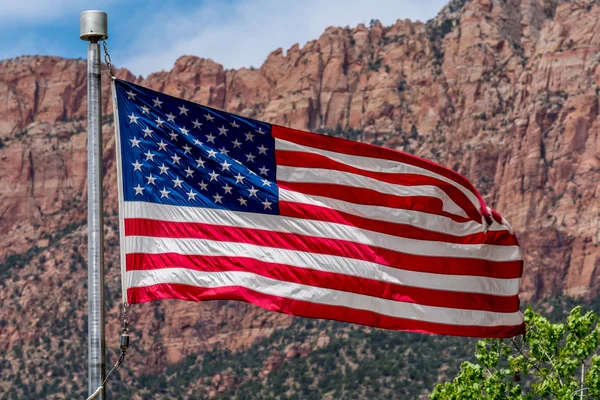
[126,253,520,312]
[125,218,523,279]
[272,125,491,221]
[276,150,482,222]
[127,283,526,338]
[278,200,518,246]
[278,181,472,223]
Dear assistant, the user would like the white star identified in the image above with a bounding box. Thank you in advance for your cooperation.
[245,132,254,142]
[256,127,266,135]
[208,170,220,181]
[171,154,181,164]
[182,144,192,154]
[178,104,189,115]
[192,119,203,129]
[219,147,230,156]
[157,140,168,151]
[155,117,165,127]
[220,160,231,171]
[205,133,216,143]
[126,90,137,100]
[257,144,268,155]
[166,112,176,122]
[153,97,163,108]
[141,105,150,115]
[205,113,215,122]
[231,139,242,148]
[238,197,248,206]
[172,177,183,188]
[144,150,155,161]
[142,127,153,137]
[198,181,208,191]
[193,139,204,146]
[187,189,197,200]
[258,166,269,175]
[169,131,179,141]
[218,126,228,136]
[184,167,194,177]
[206,149,217,158]
[195,157,206,168]
[262,199,273,210]
[158,163,170,175]
[261,179,271,187]
[180,126,189,136]
[248,169,257,176]
[222,183,233,195]
[128,113,139,124]
[160,187,170,198]
[133,184,144,195]
[234,173,245,184]
[146,174,157,185]
[230,120,240,128]
[132,160,143,171]
[245,153,256,163]
[213,193,223,204]
[130,137,141,147]
[248,186,258,197]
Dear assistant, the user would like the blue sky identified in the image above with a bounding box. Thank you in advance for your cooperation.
[1,0,448,77]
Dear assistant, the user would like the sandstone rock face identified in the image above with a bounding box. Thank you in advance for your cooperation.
[0,0,599,396]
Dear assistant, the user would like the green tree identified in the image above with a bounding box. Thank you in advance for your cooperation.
[431,307,600,399]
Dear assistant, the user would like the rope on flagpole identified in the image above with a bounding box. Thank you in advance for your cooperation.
[86,303,130,400]
[102,40,116,80]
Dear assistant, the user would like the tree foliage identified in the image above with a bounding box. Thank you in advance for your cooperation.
[431,306,600,399]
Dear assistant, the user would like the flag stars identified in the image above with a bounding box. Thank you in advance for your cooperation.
[158,163,170,175]
[198,181,208,191]
[261,179,271,187]
[128,113,139,124]
[141,105,150,115]
[193,139,204,146]
[142,127,153,137]
[153,97,163,108]
[133,184,144,195]
[144,150,156,162]
[218,126,228,136]
[182,144,192,154]
[166,112,176,122]
[206,149,217,158]
[192,120,202,129]
[132,160,143,171]
[184,167,194,177]
[244,132,254,142]
[160,187,171,198]
[187,189,197,200]
[169,131,179,141]
[205,113,215,122]
[172,177,183,188]
[220,160,231,171]
[180,126,189,135]
[155,117,165,127]
[256,127,266,135]
[245,153,256,163]
[178,104,189,115]
[231,139,242,148]
[130,137,141,148]
[258,166,269,176]
[219,147,230,156]
[248,186,258,197]
[208,171,220,181]
[238,197,248,206]
[146,174,157,185]
[234,173,245,184]
[171,154,182,164]
[262,199,273,210]
[206,133,216,143]
[222,183,233,195]
[257,144,268,155]
[195,157,206,168]
[157,140,168,151]
[126,90,137,100]
[213,193,223,204]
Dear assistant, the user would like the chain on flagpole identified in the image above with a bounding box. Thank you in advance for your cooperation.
[102,40,116,79]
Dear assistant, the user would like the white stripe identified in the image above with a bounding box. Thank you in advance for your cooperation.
[123,202,522,262]
[277,166,470,218]
[126,236,521,296]
[276,137,483,213]
[279,188,507,236]
[127,269,523,327]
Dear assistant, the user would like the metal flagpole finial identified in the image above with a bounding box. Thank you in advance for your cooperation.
[80,10,108,42]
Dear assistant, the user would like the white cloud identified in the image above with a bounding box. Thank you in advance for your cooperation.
[119,0,448,76]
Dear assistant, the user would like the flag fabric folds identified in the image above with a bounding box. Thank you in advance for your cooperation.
[112,78,525,338]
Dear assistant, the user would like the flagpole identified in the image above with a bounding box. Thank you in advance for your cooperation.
[80,11,108,400]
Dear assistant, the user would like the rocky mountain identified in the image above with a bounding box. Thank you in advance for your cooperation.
[0,0,598,398]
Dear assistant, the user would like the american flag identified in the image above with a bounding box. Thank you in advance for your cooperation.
[112,79,524,338]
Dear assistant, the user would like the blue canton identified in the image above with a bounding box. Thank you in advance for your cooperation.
[114,79,279,215]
